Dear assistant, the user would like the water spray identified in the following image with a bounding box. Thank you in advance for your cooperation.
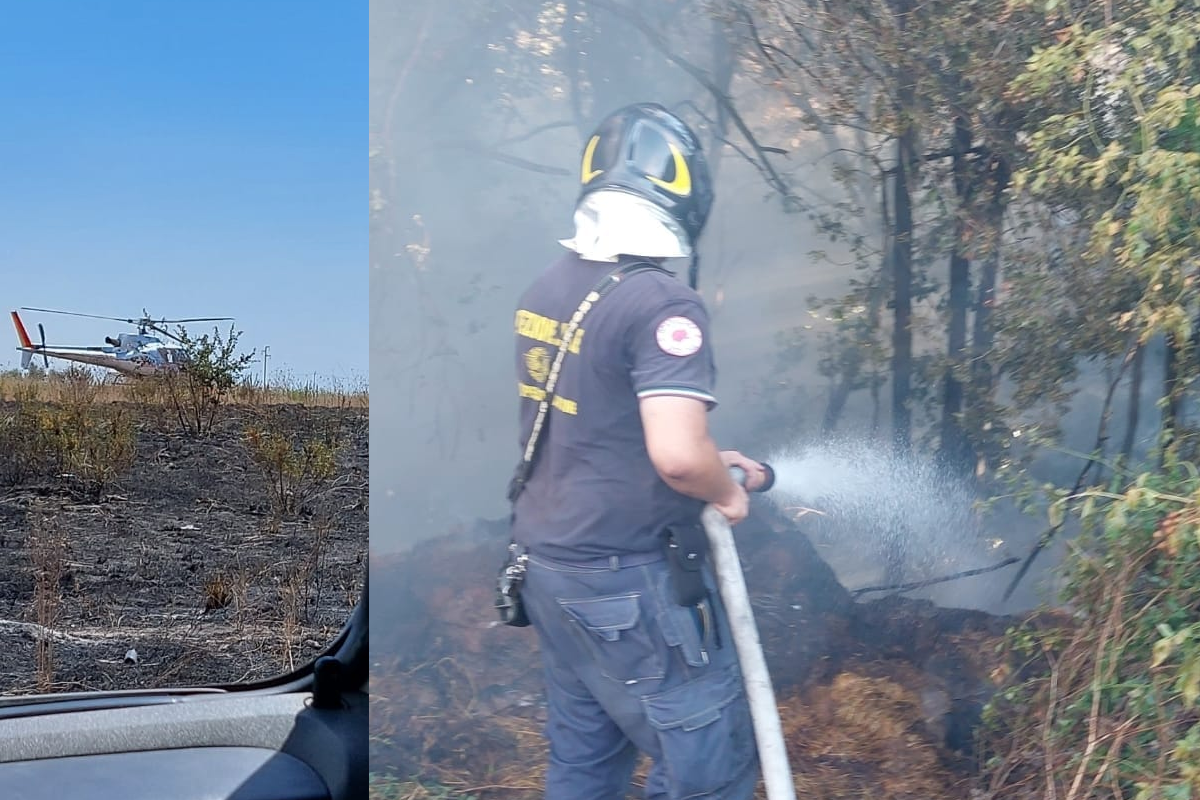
[703,463,796,800]
[763,438,1019,606]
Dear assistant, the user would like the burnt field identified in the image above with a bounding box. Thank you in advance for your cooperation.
[0,396,368,695]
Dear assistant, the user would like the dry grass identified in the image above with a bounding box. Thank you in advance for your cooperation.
[27,510,69,693]
[412,713,548,798]
[0,369,368,409]
[203,573,235,612]
[230,374,370,409]
[371,667,966,800]
[775,671,961,800]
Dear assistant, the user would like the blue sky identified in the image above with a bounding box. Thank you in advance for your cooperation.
[0,1,363,386]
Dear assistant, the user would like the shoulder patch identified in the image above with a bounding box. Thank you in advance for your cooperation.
[655,316,703,357]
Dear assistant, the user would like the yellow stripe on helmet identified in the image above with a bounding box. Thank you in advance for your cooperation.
[581,135,603,184]
[646,143,691,196]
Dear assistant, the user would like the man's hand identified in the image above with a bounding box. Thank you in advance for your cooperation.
[719,450,770,492]
[711,482,750,525]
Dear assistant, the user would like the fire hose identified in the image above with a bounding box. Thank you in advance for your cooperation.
[702,463,797,800]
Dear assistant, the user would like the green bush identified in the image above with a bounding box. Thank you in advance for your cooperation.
[981,461,1200,799]
[163,324,255,436]
[244,419,340,523]
[0,395,135,500]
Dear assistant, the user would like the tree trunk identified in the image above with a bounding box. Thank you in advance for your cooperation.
[971,249,998,395]
[563,0,588,142]
[1162,332,1184,463]
[706,13,736,185]
[822,374,853,434]
[889,0,915,455]
[1120,343,1144,466]
[822,349,861,434]
[825,164,892,435]
[890,124,915,454]
[940,116,972,472]
[582,5,637,118]
[968,152,1009,476]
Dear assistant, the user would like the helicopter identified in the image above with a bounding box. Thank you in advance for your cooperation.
[11,307,234,378]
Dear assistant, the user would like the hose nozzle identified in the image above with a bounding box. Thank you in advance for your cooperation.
[729,462,775,493]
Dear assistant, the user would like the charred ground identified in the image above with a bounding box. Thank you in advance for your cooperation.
[370,504,1020,799]
[0,396,368,695]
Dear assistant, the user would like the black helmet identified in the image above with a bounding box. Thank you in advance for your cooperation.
[577,103,714,247]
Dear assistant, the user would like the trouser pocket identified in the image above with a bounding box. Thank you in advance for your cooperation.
[558,592,666,684]
[643,665,758,798]
[657,605,709,668]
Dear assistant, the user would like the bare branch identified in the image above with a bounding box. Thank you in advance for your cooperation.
[563,0,589,141]
[852,556,1020,597]
[497,121,577,147]
[585,0,799,205]
[476,152,573,176]
[678,99,800,193]
[380,4,436,201]
[418,140,572,176]
[1002,337,1143,601]
[382,5,435,153]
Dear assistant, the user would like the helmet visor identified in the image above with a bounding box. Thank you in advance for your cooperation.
[629,123,678,182]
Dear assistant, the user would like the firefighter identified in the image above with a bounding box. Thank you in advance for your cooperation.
[510,102,769,799]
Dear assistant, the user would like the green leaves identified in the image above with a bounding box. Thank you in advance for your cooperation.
[1180,652,1200,708]
[1000,0,1200,482]
[1150,623,1200,708]
[1048,497,1065,528]
[984,461,1200,794]
[1152,624,1188,668]
[163,325,255,436]
[244,420,342,524]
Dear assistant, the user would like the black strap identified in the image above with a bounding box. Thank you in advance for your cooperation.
[507,259,666,504]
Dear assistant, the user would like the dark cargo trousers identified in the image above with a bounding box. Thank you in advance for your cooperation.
[522,549,759,800]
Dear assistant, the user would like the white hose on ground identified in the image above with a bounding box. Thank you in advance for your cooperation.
[701,501,797,800]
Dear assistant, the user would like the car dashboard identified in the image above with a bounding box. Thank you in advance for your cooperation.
[0,688,365,799]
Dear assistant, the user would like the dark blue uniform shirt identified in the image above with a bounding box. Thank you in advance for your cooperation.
[512,252,718,562]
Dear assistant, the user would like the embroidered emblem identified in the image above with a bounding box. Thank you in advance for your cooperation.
[525,346,550,384]
[655,316,702,357]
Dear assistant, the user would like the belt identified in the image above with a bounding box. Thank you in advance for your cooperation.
[524,548,665,571]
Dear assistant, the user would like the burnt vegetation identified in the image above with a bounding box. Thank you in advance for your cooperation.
[0,347,368,695]
[370,510,1010,799]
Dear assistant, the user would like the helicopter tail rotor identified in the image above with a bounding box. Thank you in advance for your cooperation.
[36,323,49,369]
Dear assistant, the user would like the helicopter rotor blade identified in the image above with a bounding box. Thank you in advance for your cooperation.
[142,321,186,343]
[22,308,234,328]
[21,307,136,324]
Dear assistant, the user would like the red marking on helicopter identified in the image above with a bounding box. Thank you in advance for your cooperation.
[11,312,33,349]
